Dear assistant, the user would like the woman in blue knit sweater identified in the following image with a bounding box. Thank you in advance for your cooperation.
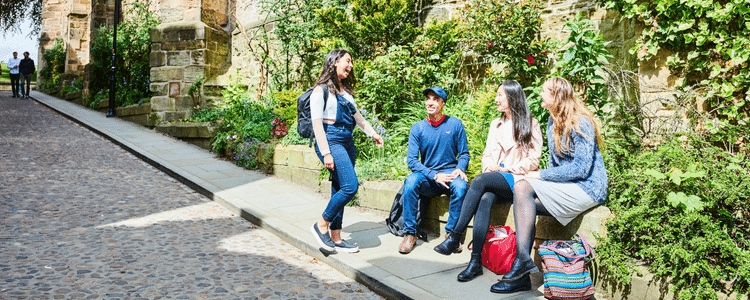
[491,77,608,294]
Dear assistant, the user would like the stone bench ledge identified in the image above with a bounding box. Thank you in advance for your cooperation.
[359,180,612,246]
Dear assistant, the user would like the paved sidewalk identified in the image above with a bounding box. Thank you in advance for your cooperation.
[30,91,552,300]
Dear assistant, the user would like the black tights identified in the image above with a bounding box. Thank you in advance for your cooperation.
[452,173,549,258]
[453,172,512,255]
[512,179,549,261]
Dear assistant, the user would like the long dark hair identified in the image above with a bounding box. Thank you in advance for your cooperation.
[502,80,534,148]
[315,49,356,95]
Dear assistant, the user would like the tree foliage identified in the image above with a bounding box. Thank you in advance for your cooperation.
[0,0,43,36]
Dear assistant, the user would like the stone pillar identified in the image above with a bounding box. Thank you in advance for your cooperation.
[149,0,231,123]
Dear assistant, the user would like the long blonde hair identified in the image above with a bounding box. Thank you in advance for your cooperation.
[546,77,603,155]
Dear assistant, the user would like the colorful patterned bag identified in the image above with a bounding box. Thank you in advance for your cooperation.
[538,233,595,300]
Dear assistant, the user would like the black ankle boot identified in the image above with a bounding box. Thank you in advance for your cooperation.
[500,257,539,282]
[433,233,462,255]
[490,274,531,293]
[457,253,483,282]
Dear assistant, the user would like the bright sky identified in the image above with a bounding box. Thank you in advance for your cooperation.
[0,19,40,64]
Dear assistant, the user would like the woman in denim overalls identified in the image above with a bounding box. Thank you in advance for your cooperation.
[309,49,384,253]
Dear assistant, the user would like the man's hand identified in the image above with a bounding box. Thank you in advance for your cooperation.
[434,173,453,189]
[451,168,467,182]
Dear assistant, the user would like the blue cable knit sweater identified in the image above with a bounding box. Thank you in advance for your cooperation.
[540,116,608,204]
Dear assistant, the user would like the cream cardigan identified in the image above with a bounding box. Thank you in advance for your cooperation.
[480,117,543,178]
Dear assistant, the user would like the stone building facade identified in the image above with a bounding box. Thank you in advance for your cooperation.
[37,0,675,128]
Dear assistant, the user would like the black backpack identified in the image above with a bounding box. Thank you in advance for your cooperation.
[385,184,429,241]
[297,85,329,146]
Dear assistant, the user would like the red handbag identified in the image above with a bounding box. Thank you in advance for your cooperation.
[481,225,517,274]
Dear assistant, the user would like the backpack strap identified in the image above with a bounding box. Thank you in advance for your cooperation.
[308,85,330,147]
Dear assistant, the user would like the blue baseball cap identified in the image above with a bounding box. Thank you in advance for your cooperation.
[422,86,448,102]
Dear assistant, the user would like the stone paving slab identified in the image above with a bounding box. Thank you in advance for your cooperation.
[24,91,609,299]
[0,92,382,300]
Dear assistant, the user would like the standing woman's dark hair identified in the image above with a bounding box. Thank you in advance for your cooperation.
[501,80,534,148]
[315,49,356,95]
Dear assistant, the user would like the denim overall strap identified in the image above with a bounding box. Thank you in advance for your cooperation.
[332,94,356,131]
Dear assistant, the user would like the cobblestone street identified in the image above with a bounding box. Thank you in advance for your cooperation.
[0,94,382,300]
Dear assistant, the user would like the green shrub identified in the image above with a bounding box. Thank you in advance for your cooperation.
[89,2,159,107]
[598,135,750,299]
[40,38,65,91]
[551,13,614,118]
[356,21,463,125]
[460,0,551,87]
[61,77,83,96]
[317,0,421,61]
[269,90,300,126]
[188,108,222,123]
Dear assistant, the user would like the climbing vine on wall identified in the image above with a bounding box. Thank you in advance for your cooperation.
[598,0,750,150]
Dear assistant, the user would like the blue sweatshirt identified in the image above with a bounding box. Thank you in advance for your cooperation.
[407,116,470,180]
[540,116,608,204]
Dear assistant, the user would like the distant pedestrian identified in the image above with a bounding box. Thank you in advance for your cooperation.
[8,52,21,98]
[309,49,384,254]
[19,51,35,98]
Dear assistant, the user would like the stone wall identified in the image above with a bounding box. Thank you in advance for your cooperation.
[148,0,232,121]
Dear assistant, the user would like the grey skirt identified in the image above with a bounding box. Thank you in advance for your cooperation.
[525,179,598,226]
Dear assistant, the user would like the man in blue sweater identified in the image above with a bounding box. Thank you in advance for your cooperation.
[398,86,470,254]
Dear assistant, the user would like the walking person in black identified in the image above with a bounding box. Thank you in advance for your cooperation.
[8,52,21,98]
[19,52,35,98]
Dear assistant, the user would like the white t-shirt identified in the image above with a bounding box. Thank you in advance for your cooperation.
[7,58,21,74]
[310,89,355,120]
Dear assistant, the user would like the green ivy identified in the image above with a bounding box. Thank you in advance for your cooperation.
[598,0,750,149]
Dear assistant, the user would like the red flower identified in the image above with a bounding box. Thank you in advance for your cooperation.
[526,55,535,64]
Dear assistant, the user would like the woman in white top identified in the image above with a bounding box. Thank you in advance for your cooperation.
[309,49,384,253]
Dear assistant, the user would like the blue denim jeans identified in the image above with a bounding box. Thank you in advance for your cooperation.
[315,124,357,230]
[402,172,468,235]
[314,93,359,231]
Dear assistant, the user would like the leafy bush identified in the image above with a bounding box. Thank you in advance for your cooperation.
[187,108,222,123]
[459,0,551,87]
[598,134,750,299]
[317,0,421,60]
[210,81,282,157]
[269,90,300,126]
[356,21,464,124]
[551,13,614,118]
[89,2,159,107]
[61,77,83,96]
[280,123,309,145]
[257,0,328,90]
[40,38,65,92]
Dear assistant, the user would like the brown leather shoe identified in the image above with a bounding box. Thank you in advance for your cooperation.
[399,234,417,254]
[445,233,463,253]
